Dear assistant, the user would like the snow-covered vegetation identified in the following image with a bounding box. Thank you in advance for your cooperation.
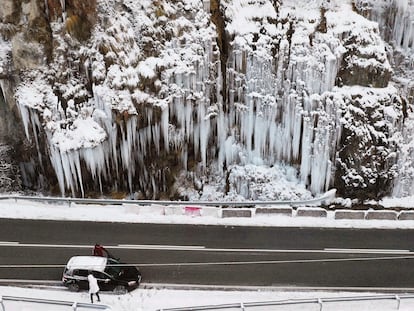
[0,144,20,192]
[0,0,413,202]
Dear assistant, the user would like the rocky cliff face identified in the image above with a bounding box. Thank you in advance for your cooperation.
[0,0,412,200]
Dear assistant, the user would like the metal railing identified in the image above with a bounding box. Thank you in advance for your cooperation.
[156,294,414,311]
[0,295,111,311]
[0,189,336,207]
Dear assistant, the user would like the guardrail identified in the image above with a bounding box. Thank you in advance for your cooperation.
[0,295,110,310]
[0,189,337,207]
[156,294,414,311]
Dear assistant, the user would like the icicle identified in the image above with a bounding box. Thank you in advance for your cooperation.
[74,150,84,197]
[17,104,31,142]
[198,103,210,169]
[310,125,330,194]
[30,111,43,169]
[392,0,414,51]
[300,116,312,184]
[49,147,65,196]
[81,145,106,185]
[291,104,302,160]
[0,81,5,106]
[202,0,210,12]
[161,106,169,152]
[44,0,49,19]
[61,0,66,21]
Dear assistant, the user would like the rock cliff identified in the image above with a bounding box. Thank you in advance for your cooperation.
[0,0,412,201]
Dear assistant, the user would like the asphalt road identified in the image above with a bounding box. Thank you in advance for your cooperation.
[0,218,414,288]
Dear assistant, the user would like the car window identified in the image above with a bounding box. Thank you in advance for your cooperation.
[63,267,71,275]
[104,258,121,278]
[92,271,107,280]
[75,269,89,277]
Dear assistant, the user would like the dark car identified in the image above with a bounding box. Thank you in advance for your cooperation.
[62,256,142,294]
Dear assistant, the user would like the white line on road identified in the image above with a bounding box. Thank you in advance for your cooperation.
[0,242,206,250]
[0,242,411,254]
[118,244,206,250]
[4,243,91,248]
[135,255,414,267]
[0,241,19,245]
[324,248,411,254]
[0,255,414,269]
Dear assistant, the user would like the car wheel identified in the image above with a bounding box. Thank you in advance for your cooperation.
[113,285,127,295]
[68,283,80,292]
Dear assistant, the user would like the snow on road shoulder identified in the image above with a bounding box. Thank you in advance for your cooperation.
[0,197,414,229]
[0,285,406,311]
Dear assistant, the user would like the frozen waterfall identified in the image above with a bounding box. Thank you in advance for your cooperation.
[11,0,408,199]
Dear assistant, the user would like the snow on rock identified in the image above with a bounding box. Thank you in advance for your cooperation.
[353,0,414,198]
[332,85,402,199]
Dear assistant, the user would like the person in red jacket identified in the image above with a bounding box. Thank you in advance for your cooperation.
[93,243,119,261]
[93,244,109,257]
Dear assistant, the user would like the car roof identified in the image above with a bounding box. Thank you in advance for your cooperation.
[66,256,107,273]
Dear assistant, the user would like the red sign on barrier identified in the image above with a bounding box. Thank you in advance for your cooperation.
[185,206,201,217]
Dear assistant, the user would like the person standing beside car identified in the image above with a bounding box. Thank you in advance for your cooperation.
[88,272,101,303]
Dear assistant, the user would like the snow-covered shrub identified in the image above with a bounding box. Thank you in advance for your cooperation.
[0,144,21,192]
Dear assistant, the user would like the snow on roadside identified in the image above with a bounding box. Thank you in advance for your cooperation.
[0,196,414,229]
[1,284,412,311]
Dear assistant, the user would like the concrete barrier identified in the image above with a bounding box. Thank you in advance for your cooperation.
[222,209,252,218]
[335,210,365,220]
[296,207,327,218]
[164,205,185,216]
[184,206,202,217]
[123,204,165,215]
[199,206,220,217]
[398,211,414,220]
[255,206,292,217]
[365,210,398,220]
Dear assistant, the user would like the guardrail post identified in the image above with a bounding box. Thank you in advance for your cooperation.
[318,298,323,311]
[72,302,77,311]
[0,296,4,311]
[396,295,400,310]
[240,302,245,311]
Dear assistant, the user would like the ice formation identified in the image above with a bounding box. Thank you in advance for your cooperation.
[0,0,411,200]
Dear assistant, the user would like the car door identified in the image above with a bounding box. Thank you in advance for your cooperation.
[92,271,114,291]
[74,269,89,290]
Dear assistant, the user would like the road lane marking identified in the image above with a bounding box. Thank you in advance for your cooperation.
[118,244,206,250]
[0,255,414,268]
[324,248,411,254]
[0,264,66,268]
[0,241,19,245]
[5,243,91,248]
[0,242,206,250]
[134,255,414,267]
[0,242,411,254]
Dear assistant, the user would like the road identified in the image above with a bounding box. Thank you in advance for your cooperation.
[0,218,414,289]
